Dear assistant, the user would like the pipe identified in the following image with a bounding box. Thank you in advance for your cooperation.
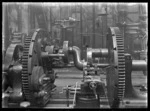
[69,46,109,70]
[132,60,147,71]
[69,46,84,70]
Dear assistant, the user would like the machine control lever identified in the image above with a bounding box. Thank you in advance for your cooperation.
[89,82,98,99]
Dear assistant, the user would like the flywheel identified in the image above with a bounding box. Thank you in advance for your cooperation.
[106,27,125,108]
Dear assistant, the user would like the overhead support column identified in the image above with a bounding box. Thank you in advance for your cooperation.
[50,7,52,33]
[17,4,21,32]
[92,3,96,48]
[80,4,83,59]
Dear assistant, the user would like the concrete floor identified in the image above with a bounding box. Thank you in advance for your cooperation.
[5,67,147,108]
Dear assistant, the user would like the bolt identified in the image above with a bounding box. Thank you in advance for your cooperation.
[34,49,36,54]
[126,101,130,104]
[38,90,47,97]
[114,66,118,69]
[20,101,30,108]
[140,85,147,91]
[43,77,50,81]
[113,47,117,50]
[112,34,115,36]
[125,54,131,60]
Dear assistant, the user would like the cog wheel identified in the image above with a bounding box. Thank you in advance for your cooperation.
[21,29,51,105]
[106,27,125,108]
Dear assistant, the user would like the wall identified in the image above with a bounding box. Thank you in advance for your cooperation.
[3,3,147,53]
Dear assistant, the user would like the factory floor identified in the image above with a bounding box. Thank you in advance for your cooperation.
[45,67,147,108]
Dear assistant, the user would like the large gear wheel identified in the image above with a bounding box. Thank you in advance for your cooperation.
[106,27,125,108]
[21,29,51,105]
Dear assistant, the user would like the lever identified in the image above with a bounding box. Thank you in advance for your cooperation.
[89,82,98,99]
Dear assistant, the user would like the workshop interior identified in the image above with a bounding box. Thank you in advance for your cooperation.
[2,2,147,108]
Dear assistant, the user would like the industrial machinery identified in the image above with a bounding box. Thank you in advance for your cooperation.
[2,27,147,108]
[9,32,26,45]
[2,28,68,107]
[54,17,80,46]
[62,27,147,108]
[117,9,147,61]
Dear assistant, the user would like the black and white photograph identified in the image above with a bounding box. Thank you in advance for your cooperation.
[2,2,147,109]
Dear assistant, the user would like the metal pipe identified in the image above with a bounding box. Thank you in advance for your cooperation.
[69,46,109,70]
[132,60,147,71]
[69,46,84,70]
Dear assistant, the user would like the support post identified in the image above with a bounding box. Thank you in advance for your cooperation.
[17,4,21,32]
[124,53,146,100]
[92,3,95,48]
[80,4,83,59]
[50,7,52,33]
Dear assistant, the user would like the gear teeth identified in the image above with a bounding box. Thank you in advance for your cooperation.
[21,30,51,105]
[116,31,126,102]
[107,28,126,107]
[22,34,32,101]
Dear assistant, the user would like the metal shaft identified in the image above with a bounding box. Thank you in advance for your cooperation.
[132,60,147,71]
[124,53,147,100]
[92,48,108,58]
[41,52,64,58]
[48,54,65,57]
[93,63,110,68]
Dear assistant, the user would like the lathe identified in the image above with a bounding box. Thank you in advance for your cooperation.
[2,27,147,108]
